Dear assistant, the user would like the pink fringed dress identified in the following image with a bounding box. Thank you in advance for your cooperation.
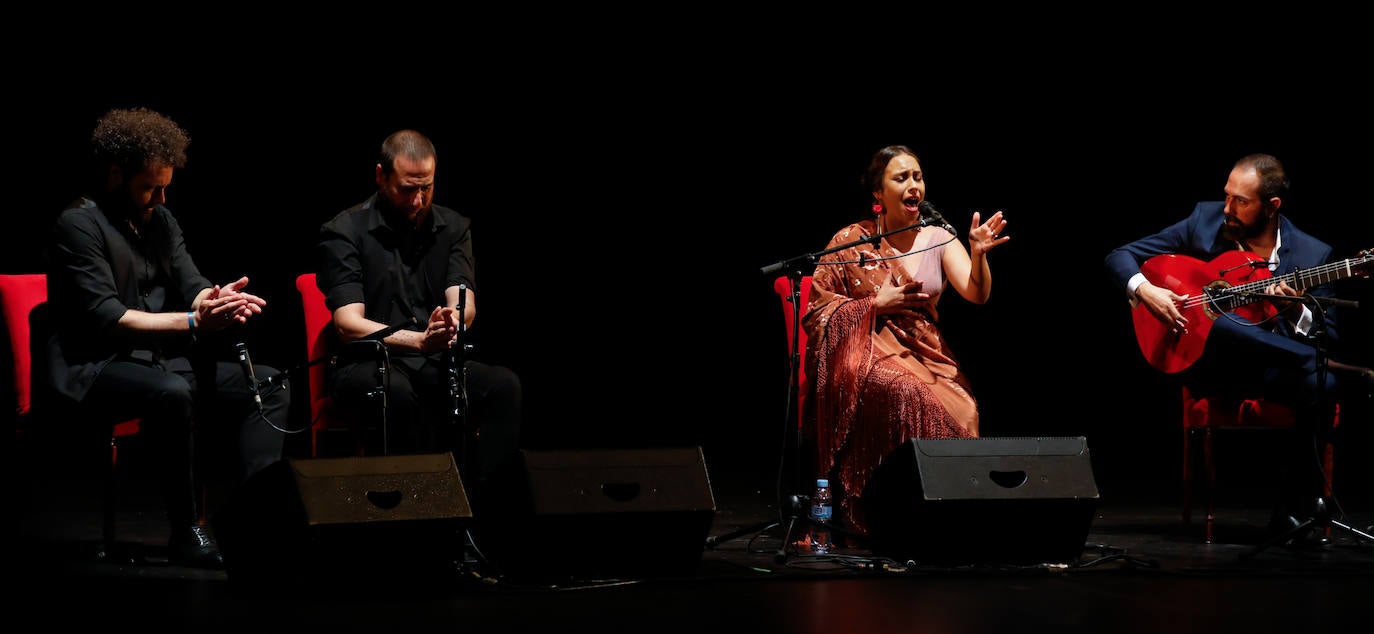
[803,220,979,534]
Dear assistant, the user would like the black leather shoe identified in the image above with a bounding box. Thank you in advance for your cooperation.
[1285,526,1331,550]
[1297,531,1332,549]
[1267,511,1301,536]
[169,524,224,568]
[1267,513,1330,549]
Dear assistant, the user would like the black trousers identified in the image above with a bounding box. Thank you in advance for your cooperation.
[330,350,522,485]
[1185,317,1341,511]
[82,355,289,526]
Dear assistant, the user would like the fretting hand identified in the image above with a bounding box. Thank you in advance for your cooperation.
[1263,279,1303,317]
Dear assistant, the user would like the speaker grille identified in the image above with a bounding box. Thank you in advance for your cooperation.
[218,454,471,594]
[862,437,1099,566]
[478,447,717,582]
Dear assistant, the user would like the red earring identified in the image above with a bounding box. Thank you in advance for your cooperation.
[872,204,883,215]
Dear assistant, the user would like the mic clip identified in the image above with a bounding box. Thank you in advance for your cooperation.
[1218,260,1269,275]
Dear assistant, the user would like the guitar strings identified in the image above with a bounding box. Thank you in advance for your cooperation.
[1176,255,1372,312]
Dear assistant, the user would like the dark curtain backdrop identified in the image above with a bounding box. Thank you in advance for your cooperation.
[8,41,1372,500]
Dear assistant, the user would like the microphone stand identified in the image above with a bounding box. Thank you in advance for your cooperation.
[254,318,415,448]
[445,286,490,577]
[758,218,933,276]
[448,285,473,483]
[1234,292,1374,557]
[713,219,932,561]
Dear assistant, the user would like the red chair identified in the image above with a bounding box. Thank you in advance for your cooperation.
[772,274,818,491]
[1181,386,1338,543]
[296,273,346,457]
[296,272,382,457]
[1,274,47,441]
[772,274,813,434]
[0,273,143,560]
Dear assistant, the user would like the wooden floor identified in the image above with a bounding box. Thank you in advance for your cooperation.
[10,443,1374,633]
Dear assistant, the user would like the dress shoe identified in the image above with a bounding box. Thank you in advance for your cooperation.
[1286,527,1332,550]
[1266,512,1330,550]
[169,524,224,568]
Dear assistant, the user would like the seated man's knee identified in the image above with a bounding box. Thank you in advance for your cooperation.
[489,365,521,401]
[151,373,195,421]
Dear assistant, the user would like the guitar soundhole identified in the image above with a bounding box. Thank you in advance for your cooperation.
[1202,281,1232,318]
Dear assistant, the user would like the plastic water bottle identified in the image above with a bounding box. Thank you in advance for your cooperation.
[809,478,833,554]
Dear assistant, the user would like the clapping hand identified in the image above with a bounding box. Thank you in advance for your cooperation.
[197,276,267,331]
[419,306,459,352]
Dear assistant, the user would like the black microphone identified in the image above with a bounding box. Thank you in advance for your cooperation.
[236,342,263,413]
[1219,260,1270,275]
[919,201,957,235]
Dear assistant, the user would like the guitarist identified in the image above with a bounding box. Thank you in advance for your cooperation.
[1105,153,1368,545]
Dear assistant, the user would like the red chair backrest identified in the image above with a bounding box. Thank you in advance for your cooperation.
[295,273,334,428]
[0,273,48,417]
[773,274,812,429]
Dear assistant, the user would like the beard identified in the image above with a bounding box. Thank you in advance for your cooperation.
[133,205,155,224]
[98,187,154,225]
[1219,215,1266,243]
[379,197,430,229]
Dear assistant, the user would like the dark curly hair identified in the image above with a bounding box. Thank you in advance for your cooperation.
[90,107,191,178]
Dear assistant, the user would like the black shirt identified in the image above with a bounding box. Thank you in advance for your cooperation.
[315,193,476,346]
[45,196,211,401]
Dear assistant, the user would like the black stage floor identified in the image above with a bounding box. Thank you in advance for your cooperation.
[11,445,1374,633]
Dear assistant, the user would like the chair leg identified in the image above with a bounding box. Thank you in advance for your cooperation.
[1321,439,1335,539]
[1182,427,1194,526]
[101,435,119,561]
[1203,427,1216,544]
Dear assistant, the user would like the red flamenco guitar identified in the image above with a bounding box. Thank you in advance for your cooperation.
[1134,249,1373,374]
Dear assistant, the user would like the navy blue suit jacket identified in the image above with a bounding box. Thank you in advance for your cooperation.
[1104,201,1343,402]
[1105,200,1338,340]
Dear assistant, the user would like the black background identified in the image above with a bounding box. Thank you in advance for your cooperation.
[7,33,1373,502]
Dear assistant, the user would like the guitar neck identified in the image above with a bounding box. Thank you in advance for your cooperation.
[1134,248,1371,374]
[1217,255,1373,308]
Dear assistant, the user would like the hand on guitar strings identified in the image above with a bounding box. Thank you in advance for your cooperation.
[1261,279,1305,318]
[1135,281,1190,336]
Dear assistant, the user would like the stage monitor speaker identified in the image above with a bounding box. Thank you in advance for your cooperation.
[477,446,716,583]
[861,436,1099,566]
[217,453,471,594]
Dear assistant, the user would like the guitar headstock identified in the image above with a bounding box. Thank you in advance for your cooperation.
[1358,248,1374,278]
